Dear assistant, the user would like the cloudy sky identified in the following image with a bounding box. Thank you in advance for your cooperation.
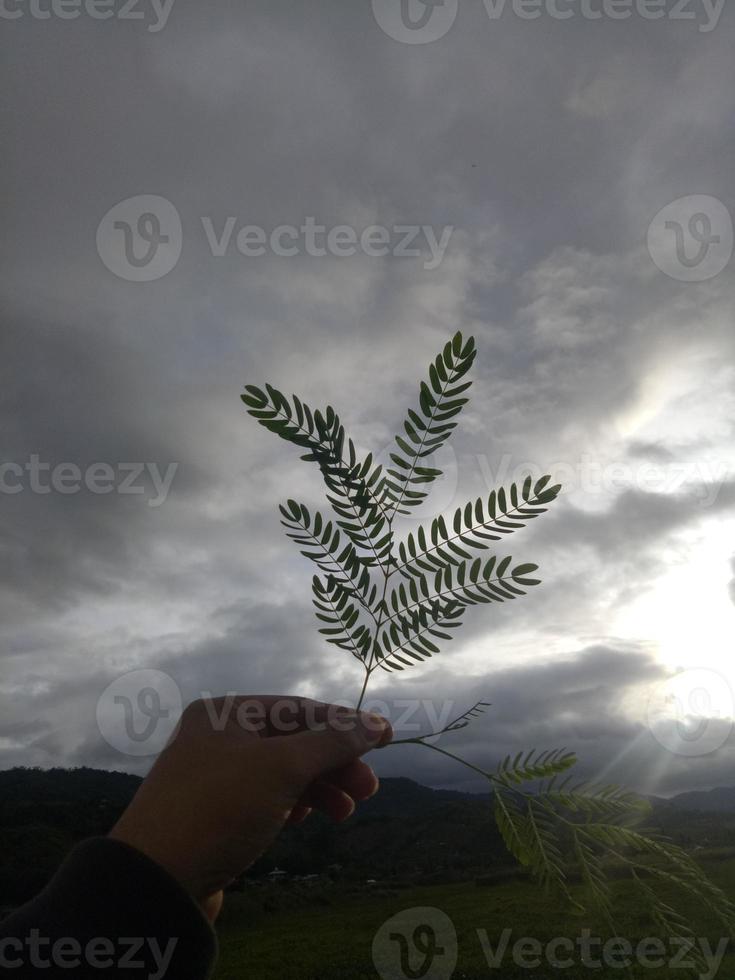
[1,0,734,798]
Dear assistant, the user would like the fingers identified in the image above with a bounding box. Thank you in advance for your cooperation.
[289,759,379,825]
[327,758,379,803]
[297,782,356,822]
[175,694,392,823]
[286,804,312,825]
[201,890,224,923]
[270,711,391,788]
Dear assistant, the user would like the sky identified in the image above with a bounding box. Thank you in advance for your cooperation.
[1,0,734,797]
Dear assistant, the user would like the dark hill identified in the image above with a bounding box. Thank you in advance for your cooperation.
[665,786,735,813]
[2,767,735,905]
[0,767,502,903]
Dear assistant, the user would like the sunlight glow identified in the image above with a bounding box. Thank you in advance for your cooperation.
[614,517,735,691]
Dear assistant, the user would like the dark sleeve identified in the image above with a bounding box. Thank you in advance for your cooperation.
[0,837,217,979]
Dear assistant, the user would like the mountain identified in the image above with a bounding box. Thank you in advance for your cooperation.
[0,765,140,807]
[2,767,735,906]
[665,786,735,813]
[0,767,143,906]
[0,767,504,903]
[0,767,477,824]
[348,775,483,816]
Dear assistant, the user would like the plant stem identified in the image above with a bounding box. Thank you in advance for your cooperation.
[355,667,371,712]
[355,510,395,710]
[386,738,491,781]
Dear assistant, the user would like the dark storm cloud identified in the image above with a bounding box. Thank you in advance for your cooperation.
[343,644,735,798]
[1,0,734,795]
[627,441,676,463]
[7,634,729,800]
[0,314,208,610]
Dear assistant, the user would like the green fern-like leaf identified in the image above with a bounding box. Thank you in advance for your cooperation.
[632,870,712,976]
[279,500,378,609]
[497,748,577,785]
[311,575,372,663]
[241,327,732,957]
[379,558,545,659]
[374,598,464,672]
[242,386,390,566]
[380,331,476,519]
[395,476,561,580]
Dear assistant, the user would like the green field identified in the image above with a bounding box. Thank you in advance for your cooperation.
[213,855,734,979]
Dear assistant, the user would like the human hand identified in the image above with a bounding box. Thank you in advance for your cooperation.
[109,695,392,921]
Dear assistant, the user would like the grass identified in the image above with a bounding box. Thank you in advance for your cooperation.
[213,855,734,979]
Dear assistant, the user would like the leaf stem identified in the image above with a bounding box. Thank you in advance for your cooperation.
[355,666,372,712]
[385,738,491,781]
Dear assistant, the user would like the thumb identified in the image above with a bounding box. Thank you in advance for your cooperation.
[277,711,392,784]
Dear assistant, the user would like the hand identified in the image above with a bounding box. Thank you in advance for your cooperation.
[109,695,392,921]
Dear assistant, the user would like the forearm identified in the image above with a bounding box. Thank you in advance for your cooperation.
[0,838,217,979]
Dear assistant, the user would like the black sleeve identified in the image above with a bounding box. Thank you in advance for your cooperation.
[0,837,217,979]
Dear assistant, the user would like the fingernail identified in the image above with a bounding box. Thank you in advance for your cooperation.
[361,713,390,744]
[364,777,380,800]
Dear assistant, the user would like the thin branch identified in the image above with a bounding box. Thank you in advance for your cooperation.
[387,701,491,741]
